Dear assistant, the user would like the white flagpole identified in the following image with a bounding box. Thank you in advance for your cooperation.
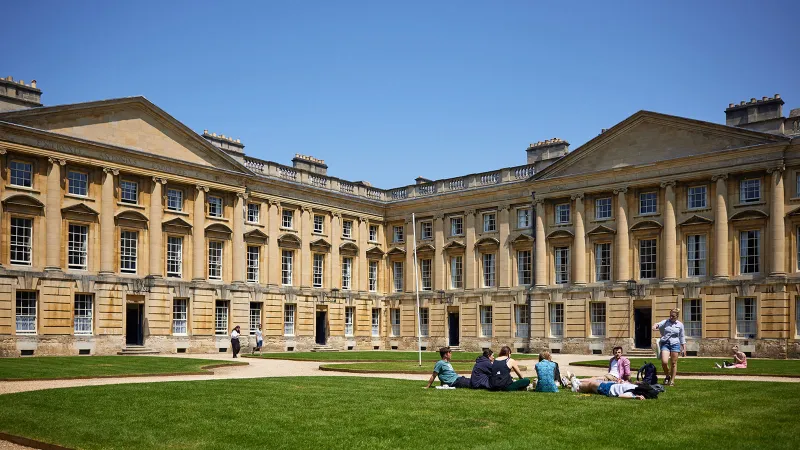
[412,213,422,367]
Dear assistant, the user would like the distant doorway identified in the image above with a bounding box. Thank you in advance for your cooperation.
[125,303,144,346]
[315,311,328,345]
[448,312,460,347]
[634,308,652,349]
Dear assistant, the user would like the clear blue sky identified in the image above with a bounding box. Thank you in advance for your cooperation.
[2,0,797,189]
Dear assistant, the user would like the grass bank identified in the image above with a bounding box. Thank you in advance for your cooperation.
[571,357,800,377]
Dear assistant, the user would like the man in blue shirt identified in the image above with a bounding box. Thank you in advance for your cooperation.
[424,347,470,388]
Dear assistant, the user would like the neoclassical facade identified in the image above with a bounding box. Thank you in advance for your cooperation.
[1,77,799,357]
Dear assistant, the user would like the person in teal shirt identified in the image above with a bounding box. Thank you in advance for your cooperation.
[424,347,471,388]
[534,351,559,392]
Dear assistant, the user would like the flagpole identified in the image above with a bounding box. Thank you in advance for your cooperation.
[412,213,422,367]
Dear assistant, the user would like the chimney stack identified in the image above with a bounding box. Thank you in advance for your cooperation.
[725,94,785,134]
[202,130,246,159]
[292,153,328,176]
[526,138,569,167]
[0,76,43,112]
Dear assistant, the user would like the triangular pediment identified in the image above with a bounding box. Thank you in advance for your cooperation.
[310,238,331,251]
[416,243,435,253]
[587,225,616,235]
[443,240,466,250]
[278,233,302,249]
[162,217,192,229]
[386,247,406,256]
[366,246,385,258]
[730,209,768,221]
[537,111,788,180]
[0,97,248,173]
[61,203,99,216]
[475,237,500,248]
[244,229,269,243]
[679,215,713,226]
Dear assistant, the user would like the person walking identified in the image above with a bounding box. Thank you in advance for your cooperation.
[254,323,263,355]
[230,325,241,358]
[653,309,685,386]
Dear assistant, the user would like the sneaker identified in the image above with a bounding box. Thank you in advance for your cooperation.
[560,376,570,387]
[714,363,722,369]
[566,370,575,381]
[664,375,671,385]
[571,377,581,392]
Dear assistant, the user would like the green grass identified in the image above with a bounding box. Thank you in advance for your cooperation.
[0,377,798,449]
[319,362,528,373]
[0,356,245,380]
[245,351,496,362]
[571,357,800,377]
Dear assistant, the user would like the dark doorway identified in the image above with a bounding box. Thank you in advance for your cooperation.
[125,303,144,346]
[634,308,652,349]
[315,311,327,345]
[448,312,459,347]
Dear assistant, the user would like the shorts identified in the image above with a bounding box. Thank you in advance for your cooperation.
[256,340,263,348]
[660,342,681,353]
[597,382,615,396]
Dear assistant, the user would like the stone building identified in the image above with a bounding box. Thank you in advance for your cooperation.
[0,78,799,357]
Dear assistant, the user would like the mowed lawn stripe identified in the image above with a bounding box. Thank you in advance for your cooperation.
[571,357,800,377]
[318,362,528,374]
[245,351,490,362]
[0,356,245,381]
[0,377,798,449]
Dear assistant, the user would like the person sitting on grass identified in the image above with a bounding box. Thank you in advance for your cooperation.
[534,351,559,392]
[424,347,471,389]
[605,346,631,382]
[715,345,747,369]
[569,377,645,400]
[489,346,531,391]
[470,348,494,389]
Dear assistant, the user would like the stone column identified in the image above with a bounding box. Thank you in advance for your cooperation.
[712,174,729,279]
[662,181,677,281]
[148,177,166,277]
[534,200,547,287]
[268,200,281,285]
[498,204,511,288]
[331,212,341,288]
[99,168,118,275]
[572,193,586,285]
[405,218,415,293]
[465,210,477,289]
[614,188,629,282]
[192,185,208,280]
[433,214,445,290]
[232,192,247,283]
[45,158,66,271]
[769,166,786,277]
[299,207,313,288]
[0,148,4,266]
[358,216,368,291]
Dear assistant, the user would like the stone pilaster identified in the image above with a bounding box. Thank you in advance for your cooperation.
[498,204,511,288]
[99,167,118,275]
[465,209,477,289]
[331,212,341,288]
[534,200,547,287]
[712,174,729,279]
[433,213,445,290]
[149,177,166,277]
[268,200,281,285]
[768,166,786,276]
[662,181,677,281]
[405,218,415,293]
[0,148,4,267]
[572,193,586,285]
[45,157,66,271]
[298,206,312,287]
[232,192,247,283]
[358,216,368,291]
[192,185,208,280]
[614,188,629,282]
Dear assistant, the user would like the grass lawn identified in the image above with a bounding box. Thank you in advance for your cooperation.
[245,350,495,362]
[0,377,798,449]
[0,356,246,381]
[319,362,528,374]
[571,357,800,377]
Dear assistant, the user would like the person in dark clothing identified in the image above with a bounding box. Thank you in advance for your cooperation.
[489,346,531,391]
[230,325,241,358]
[470,349,494,389]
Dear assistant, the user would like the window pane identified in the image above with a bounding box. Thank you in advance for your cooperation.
[68,171,88,196]
[517,250,532,285]
[208,241,223,279]
[120,231,138,273]
[282,251,293,285]
[480,306,492,337]
[514,305,529,338]
[74,294,93,335]
[555,247,569,284]
[639,192,657,214]
[167,236,183,277]
[249,302,262,335]
[740,230,760,274]
[68,224,89,270]
[16,291,37,333]
[393,261,403,292]
[172,299,188,335]
[10,217,33,265]
[683,299,702,338]
[639,239,657,279]
[214,301,228,335]
[590,302,606,337]
[167,189,183,211]
[687,235,706,277]
[450,256,463,289]
[595,198,611,220]
[313,254,324,288]
[284,304,295,335]
[595,243,611,282]
[372,309,381,337]
[549,303,563,337]
[120,180,138,204]
[10,161,33,187]
[247,246,260,282]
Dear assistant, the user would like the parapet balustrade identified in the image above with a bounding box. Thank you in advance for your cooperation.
[310,175,327,187]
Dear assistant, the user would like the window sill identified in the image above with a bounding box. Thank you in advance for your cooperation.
[167,274,183,279]
[118,202,145,210]
[10,263,34,268]
[173,333,188,337]
[206,216,229,221]
[74,333,93,337]
[6,185,40,194]
[66,194,94,202]
[246,221,265,228]
[733,201,765,208]
[554,222,572,227]
[633,213,660,219]
[590,218,613,223]
[450,234,465,238]
[165,209,189,216]
[391,241,405,245]
[312,231,327,236]
[15,332,37,336]
[684,207,711,214]
[280,227,296,232]
[342,237,356,242]
[368,240,380,245]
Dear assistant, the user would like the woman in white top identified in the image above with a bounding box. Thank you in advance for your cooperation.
[254,324,263,355]
[230,325,241,358]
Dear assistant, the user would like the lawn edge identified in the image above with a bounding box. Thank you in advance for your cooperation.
[0,361,248,382]
[0,431,72,450]
[568,361,800,378]
[318,363,528,374]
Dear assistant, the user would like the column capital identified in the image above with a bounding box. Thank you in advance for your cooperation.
[570,193,584,201]
[301,206,313,213]
[767,164,786,174]
[358,215,369,223]
[269,199,281,207]
[0,146,6,155]
[660,180,677,189]
[532,199,545,207]
[433,213,444,221]
[612,187,628,195]
[711,173,728,182]
[48,157,66,166]
[332,211,342,219]
[103,167,119,176]
[498,203,511,212]
[465,209,476,216]
[236,191,249,200]
[152,176,167,185]
[195,184,209,192]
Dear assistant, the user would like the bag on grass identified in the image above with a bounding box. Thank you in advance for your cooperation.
[637,362,658,385]
[625,382,661,399]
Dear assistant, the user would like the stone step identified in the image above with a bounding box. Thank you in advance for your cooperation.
[117,347,160,355]
[626,349,657,357]
[310,345,339,352]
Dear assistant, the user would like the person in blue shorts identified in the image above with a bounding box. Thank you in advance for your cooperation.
[571,378,645,400]
[424,347,470,389]
[653,308,686,386]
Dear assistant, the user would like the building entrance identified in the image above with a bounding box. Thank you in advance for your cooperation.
[125,303,144,346]
[448,312,460,347]
[634,308,652,349]
[315,311,328,345]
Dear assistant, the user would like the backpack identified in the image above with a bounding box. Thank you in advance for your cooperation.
[625,382,661,399]
[637,362,658,385]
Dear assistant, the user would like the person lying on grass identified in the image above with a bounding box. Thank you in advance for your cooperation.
[569,377,646,400]
[715,345,748,369]
[424,347,471,389]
